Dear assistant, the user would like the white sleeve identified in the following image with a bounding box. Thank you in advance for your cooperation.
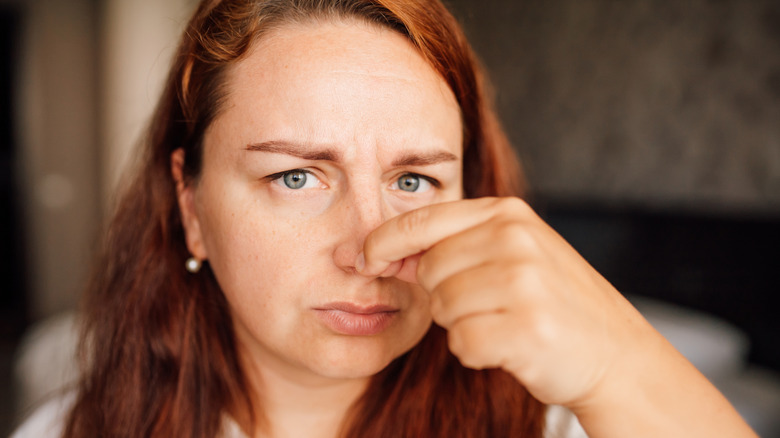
[10,392,75,438]
[544,404,589,438]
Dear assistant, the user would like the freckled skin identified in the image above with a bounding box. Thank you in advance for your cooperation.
[177,20,463,385]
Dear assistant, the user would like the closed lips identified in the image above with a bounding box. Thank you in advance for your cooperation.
[314,302,399,335]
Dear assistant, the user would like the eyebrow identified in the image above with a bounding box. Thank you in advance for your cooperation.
[246,141,341,161]
[391,150,459,167]
[246,140,458,166]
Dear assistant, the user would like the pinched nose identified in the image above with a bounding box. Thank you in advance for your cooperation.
[331,189,389,274]
[330,193,422,284]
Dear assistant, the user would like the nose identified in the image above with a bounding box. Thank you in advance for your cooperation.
[331,187,387,274]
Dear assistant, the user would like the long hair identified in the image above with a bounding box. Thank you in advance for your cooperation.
[64,0,543,437]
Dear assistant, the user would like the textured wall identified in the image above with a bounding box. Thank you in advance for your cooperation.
[449,0,780,214]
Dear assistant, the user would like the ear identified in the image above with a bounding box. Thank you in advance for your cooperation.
[171,148,208,261]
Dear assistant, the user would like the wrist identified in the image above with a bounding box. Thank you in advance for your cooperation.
[564,319,757,438]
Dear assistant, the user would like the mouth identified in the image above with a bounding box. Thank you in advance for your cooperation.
[313,302,399,336]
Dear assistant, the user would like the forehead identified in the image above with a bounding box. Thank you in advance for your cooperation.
[208,19,462,158]
[230,18,455,100]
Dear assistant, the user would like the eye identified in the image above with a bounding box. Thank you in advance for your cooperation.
[283,170,307,189]
[394,173,434,193]
[271,169,321,190]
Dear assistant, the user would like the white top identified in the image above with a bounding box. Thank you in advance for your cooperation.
[11,393,587,438]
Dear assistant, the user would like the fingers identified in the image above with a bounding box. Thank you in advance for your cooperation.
[428,262,526,328]
[357,197,504,276]
[447,313,512,370]
[435,263,578,392]
[359,197,539,278]
[429,260,546,373]
[416,217,541,292]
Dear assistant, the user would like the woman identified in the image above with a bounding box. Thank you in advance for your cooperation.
[15,0,756,437]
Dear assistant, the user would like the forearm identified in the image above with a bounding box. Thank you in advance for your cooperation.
[569,325,757,438]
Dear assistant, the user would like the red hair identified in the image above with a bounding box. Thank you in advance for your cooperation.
[64,0,542,437]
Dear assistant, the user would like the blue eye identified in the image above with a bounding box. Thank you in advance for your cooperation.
[269,169,321,190]
[395,173,433,193]
[283,170,307,189]
[398,174,420,192]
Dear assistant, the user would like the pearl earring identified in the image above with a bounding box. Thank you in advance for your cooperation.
[185,257,202,273]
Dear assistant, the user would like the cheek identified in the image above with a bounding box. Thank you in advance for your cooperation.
[198,196,334,300]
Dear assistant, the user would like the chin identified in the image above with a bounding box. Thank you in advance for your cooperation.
[307,331,423,380]
[312,358,394,380]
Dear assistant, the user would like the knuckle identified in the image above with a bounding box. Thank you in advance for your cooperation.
[448,331,477,367]
[495,220,528,243]
[430,285,458,327]
[446,329,461,356]
[492,196,532,219]
[492,220,542,256]
[397,207,429,236]
[523,308,561,346]
[447,321,493,369]
[502,264,529,292]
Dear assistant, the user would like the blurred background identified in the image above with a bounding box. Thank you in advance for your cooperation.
[1,0,779,435]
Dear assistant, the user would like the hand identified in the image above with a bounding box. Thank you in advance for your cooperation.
[358,197,656,407]
[358,197,758,437]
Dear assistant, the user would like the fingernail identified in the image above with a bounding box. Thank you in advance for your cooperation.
[355,252,365,272]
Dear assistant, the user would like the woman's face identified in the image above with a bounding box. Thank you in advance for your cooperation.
[178,20,463,382]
